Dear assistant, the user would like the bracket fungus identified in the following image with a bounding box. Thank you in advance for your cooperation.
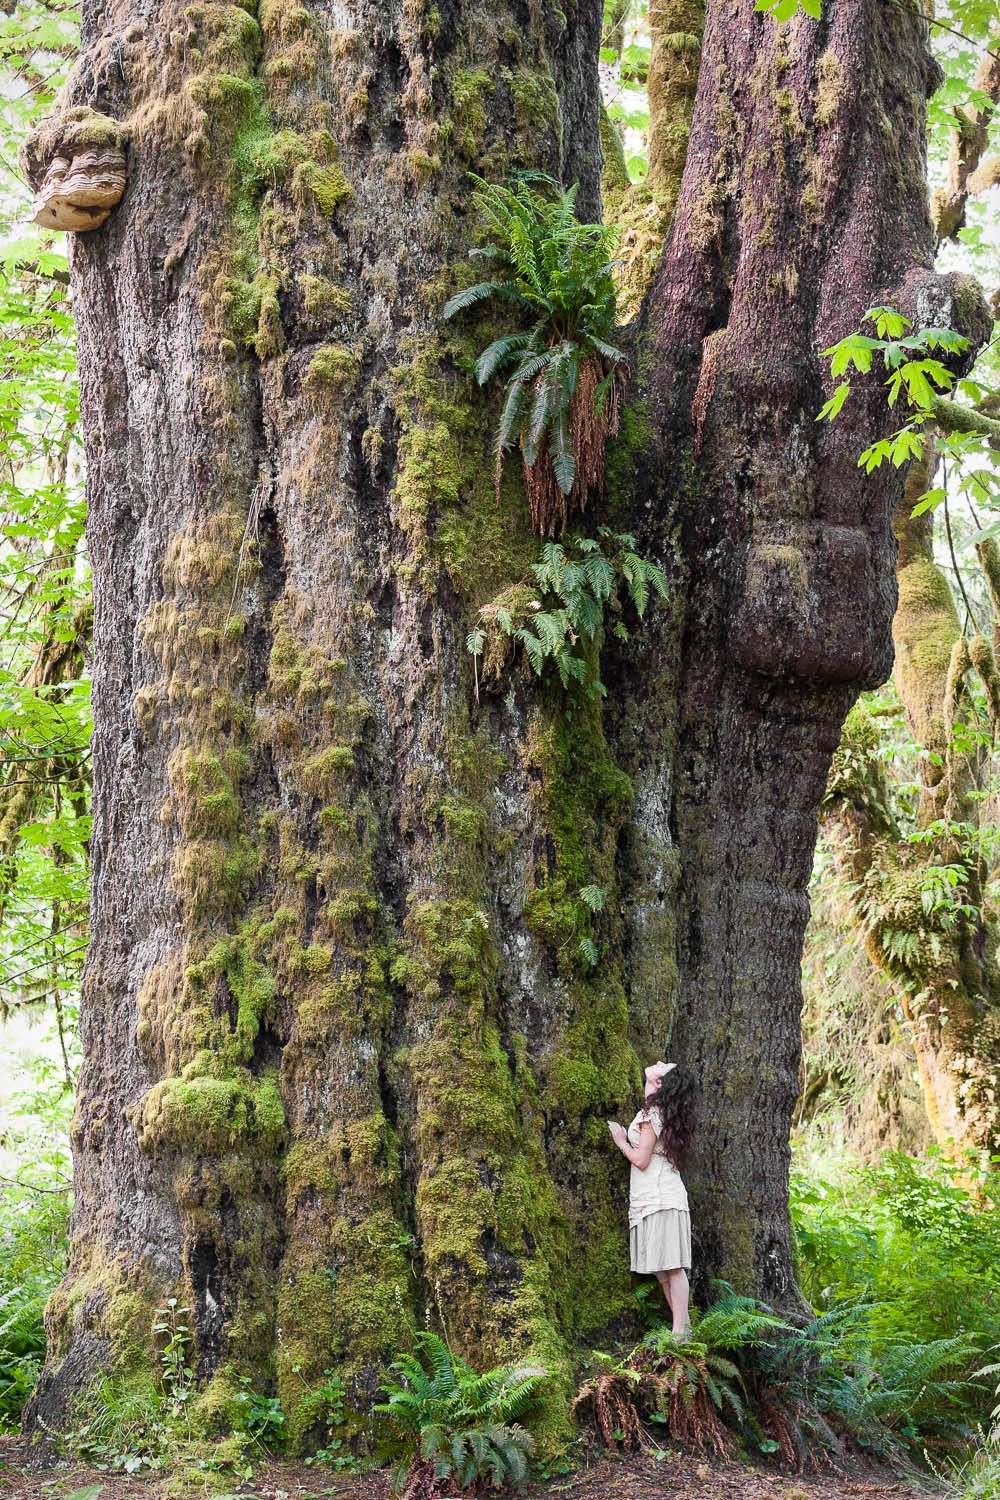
[19,105,127,232]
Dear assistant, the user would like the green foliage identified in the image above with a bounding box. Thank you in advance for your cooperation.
[0,1,90,1030]
[69,1376,177,1474]
[467,528,668,698]
[817,305,1000,533]
[574,1290,780,1456]
[792,1151,1000,1450]
[754,0,821,21]
[443,174,625,517]
[154,1299,195,1419]
[300,1373,356,1468]
[578,1250,994,1467]
[746,1302,981,1463]
[0,1171,69,1428]
[375,1331,545,1492]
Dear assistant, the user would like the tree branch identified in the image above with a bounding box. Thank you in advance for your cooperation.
[932,33,1000,244]
[929,393,1000,450]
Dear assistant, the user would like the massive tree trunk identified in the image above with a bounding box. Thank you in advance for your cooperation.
[630,0,988,1303]
[22,0,987,1447]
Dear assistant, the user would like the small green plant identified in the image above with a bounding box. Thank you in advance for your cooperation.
[301,1373,358,1468]
[443,173,626,537]
[66,1374,174,1474]
[154,1298,194,1418]
[817,306,1000,525]
[0,1173,69,1429]
[231,1374,286,1448]
[818,304,969,430]
[375,1331,545,1498]
[467,528,668,699]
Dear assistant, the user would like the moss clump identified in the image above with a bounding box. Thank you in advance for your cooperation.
[509,66,561,158]
[396,420,461,525]
[278,1122,416,1444]
[173,834,262,920]
[301,743,355,792]
[814,48,844,128]
[138,1068,285,1156]
[301,274,353,326]
[438,794,486,842]
[254,270,284,357]
[390,339,537,595]
[170,748,244,838]
[242,128,351,216]
[450,67,494,157]
[296,158,351,216]
[184,933,277,1065]
[45,1253,164,1377]
[894,556,959,745]
[221,268,284,358]
[303,343,360,396]
[188,71,258,115]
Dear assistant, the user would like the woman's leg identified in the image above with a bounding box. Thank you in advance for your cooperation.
[655,1269,674,1314]
[665,1269,690,1337]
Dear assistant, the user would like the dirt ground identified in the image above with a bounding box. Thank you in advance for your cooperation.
[0,1437,941,1500]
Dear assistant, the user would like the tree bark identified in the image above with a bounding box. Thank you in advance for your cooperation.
[22,0,990,1446]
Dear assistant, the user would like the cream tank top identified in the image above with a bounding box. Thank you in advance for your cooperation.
[627,1105,689,1228]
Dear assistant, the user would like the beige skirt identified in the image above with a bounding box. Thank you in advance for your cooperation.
[630,1208,692,1273]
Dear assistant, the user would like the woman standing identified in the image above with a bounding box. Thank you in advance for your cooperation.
[608,1061,698,1337]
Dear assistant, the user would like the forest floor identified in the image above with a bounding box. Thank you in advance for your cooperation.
[0,1438,942,1500]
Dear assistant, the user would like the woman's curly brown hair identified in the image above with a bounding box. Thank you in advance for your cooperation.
[646,1065,698,1170]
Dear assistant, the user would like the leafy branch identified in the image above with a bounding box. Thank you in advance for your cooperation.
[817,305,1000,525]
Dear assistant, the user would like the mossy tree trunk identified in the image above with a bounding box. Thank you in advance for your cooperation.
[23,0,988,1445]
[631,0,989,1298]
[821,457,1000,1158]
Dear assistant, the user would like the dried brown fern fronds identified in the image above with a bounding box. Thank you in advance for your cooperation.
[399,1456,444,1500]
[570,1363,648,1450]
[516,353,628,538]
[629,1338,740,1459]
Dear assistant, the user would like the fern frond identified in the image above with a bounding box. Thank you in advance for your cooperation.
[442,281,504,319]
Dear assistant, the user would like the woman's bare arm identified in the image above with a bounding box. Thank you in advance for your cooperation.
[608,1119,656,1168]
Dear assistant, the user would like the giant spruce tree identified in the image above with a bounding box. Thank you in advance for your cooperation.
[21,0,990,1446]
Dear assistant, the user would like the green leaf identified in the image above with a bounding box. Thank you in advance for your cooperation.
[816,381,852,422]
[910,487,946,518]
[442,281,503,319]
[578,937,599,967]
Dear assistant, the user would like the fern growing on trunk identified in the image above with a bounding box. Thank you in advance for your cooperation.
[443,174,627,537]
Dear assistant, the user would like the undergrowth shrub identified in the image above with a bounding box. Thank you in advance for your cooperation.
[375,1331,546,1498]
[573,1291,782,1458]
[575,1263,991,1472]
[467,528,668,699]
[0,1175,68,1428]
[792,1148,1000,1432]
